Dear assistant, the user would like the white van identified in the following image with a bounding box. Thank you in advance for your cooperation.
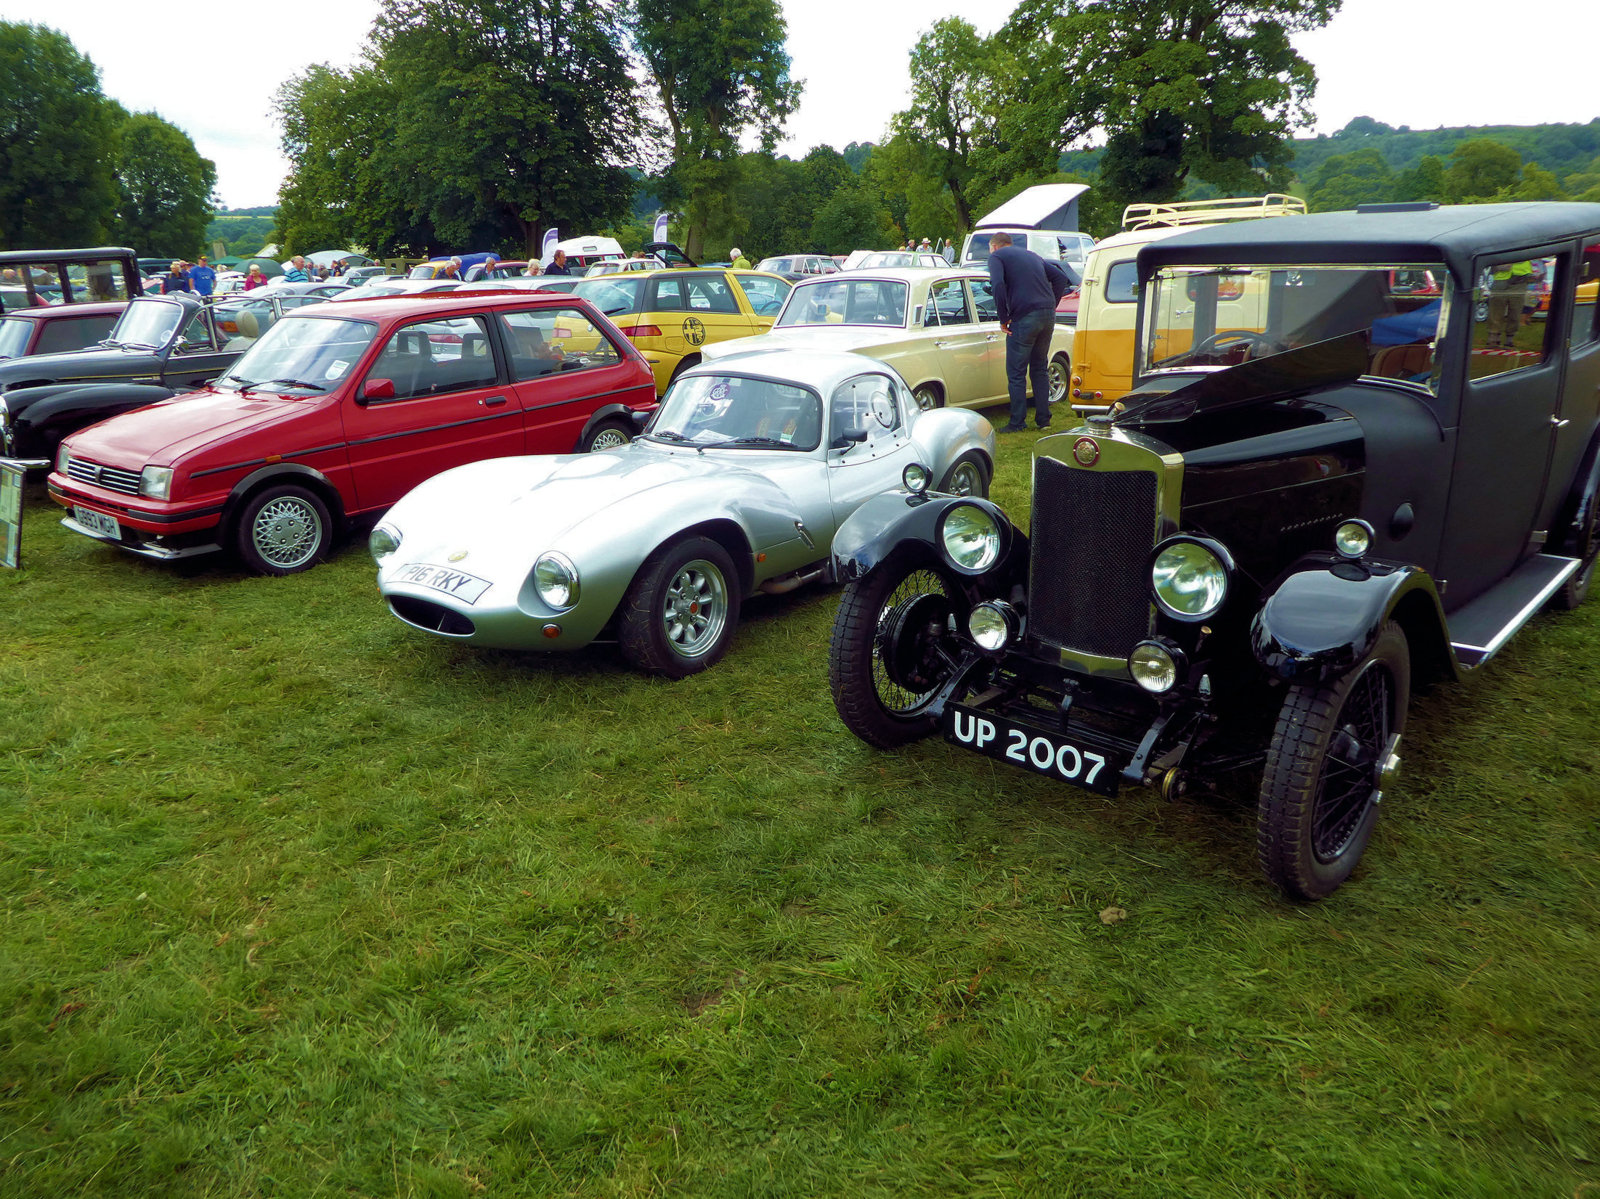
[545,235,625,270]
[960,183,1096,271]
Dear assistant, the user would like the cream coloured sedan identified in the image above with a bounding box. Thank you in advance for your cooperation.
[701,268,1073,412]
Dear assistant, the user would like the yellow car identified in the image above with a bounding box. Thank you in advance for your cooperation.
[570,269,792,393]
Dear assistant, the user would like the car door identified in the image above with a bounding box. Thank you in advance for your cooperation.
[965,276,1008,402]
[826,371,916,525]
[341,314,524,512]
[917,278,991,407]
[733,272,791,324]
[159,308,236,389]
[682,271,758,346]
[496,305,640,452]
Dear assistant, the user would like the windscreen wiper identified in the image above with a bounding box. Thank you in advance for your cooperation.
[261,377,327,392]
[714,436,793,449]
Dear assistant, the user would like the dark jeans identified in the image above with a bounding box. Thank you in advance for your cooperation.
[1005,306,1055,427]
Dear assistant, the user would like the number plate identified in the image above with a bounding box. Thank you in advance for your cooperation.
[943,703,1122,796]
[72,505,121,540]
[391,562,492,604]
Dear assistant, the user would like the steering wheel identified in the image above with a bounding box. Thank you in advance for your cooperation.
[1187,329,1275,361]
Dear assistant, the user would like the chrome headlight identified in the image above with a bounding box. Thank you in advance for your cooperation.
[940,504,1000,573]
[138,465,174,500]
[967,600,1019,652]
[369,524,402,561]
[1129,639,1186,693]
[57,446,74,474]
[903,462,930,494]
[1151,537,1231,620]
[533,552,580,610]
[1334,519,1373,559]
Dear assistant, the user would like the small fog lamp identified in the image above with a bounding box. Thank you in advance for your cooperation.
[1334,519,1373,559]
[369,524,402,561]
[533,552,580,610]
[967,600,1019,652]
[903,462,930,494]
[940,504,1000,573]
[1129,640,1185,693]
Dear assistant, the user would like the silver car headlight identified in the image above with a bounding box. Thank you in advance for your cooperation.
[57,446,74,474]
[369,524,403,561]
[940,504,1000,573]
[1151,537,1231,620]
[533,552,580,610]
[139,465,174,499]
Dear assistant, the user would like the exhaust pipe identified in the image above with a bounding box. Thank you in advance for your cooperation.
[760,565,827,595]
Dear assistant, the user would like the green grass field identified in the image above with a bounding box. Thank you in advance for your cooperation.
[3,428,1598,1197]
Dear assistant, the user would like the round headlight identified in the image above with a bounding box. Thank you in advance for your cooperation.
[1129,640,1182,693]
[967,600,1018,652]
[1334,519,1373,559]
[941,504,1001,573]
[533,552,580,610]
[369,524,402,561]
[1151,539,1229,620]
[903,462,930,493]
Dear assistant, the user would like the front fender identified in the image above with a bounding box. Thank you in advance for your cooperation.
[831,491,1025,583]
[1251,554,1454,684]
[8,383,176,458]
[909,407,997,482]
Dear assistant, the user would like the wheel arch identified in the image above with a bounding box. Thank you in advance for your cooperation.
[222,464,348,538]
[574,402,642,452]
[639,518,755,597]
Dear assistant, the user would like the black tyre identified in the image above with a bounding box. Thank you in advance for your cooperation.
[938,452,990,498]
[828,560,964,748]
[618,536,740,678]
[912,383,943,412]
[580,418,632,452]
[1047,354,1071,406]
[1552,492,1598,610]
[235,484,332,576]
[1257,622,1410,901]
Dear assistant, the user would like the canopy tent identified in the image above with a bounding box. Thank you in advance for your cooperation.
[212,256,244,268]
[307,249,374,267]
[234,257,284,278]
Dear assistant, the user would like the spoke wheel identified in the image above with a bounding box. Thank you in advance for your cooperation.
[1258,622,1410,900]
[235,484,331,576]
[582,419,632,452]
[1047,354,1071,405]
[829,560,964,747]
[619,536,740,678]
[938,452,990,498]
[912,384,943,412]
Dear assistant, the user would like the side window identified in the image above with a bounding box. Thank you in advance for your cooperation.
[686,274,740,314]
[927,280,971,326]
[496,308,621,383]
[1105,260,1138,304]
[1472,257,1550,379]
[652,278,686,311]
[368,315,497,400]
[1570,243,1600,349]
[36,315,114,355]
[829,373,902,448]
[179,312,212,349]
[738,275,789,317]
[968,278,999,322]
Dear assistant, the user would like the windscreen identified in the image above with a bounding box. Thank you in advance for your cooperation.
[572,277,643,317]
[0,317,32,359]
[109,299,185,349]
[776,279,907,327]
[215,316,378,395]
[1140,264,1451,392]
[647,373,822,451]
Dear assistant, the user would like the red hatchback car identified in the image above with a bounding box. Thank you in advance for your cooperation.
[48,291,657,574]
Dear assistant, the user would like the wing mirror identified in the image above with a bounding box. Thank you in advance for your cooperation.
[629,408,651,429]
[831,427,869,451]
[362,377,396,401]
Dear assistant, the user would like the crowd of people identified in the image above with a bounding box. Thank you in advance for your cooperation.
[156,253,357,296]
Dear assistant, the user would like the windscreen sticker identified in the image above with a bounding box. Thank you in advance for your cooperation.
[709,382,729,401]
[326,360,350,380]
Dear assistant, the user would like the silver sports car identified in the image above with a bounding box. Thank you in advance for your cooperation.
[371,349,996,676]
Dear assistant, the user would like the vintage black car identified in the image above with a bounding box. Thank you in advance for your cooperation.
[0,293,235,462]
[826,202,1600,900]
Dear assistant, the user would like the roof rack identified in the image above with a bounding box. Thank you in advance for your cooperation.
[1120,195,1307,232]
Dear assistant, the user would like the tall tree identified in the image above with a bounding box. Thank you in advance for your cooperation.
[1306,147,1393,212]
[633,0,801,257]
[1444,138,1523,203]
[112,112,217,256]
[0,22,118,248]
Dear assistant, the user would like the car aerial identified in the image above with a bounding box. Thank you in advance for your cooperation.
[824,201,1600,901]
[755,255,841,281]
[702,267,1075,413]
[569,268,793,394]
[46,291,658,575]
[0,293,236,462]
[370,349,995,676]
[1069,195,1307,406]
[0,302,126,362]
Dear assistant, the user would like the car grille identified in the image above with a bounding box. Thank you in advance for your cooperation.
[388,596,476,637]
[1028,454,1159,659]
[65,457,142,496]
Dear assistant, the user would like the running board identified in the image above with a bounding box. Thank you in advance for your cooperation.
[1448,553,1579,669]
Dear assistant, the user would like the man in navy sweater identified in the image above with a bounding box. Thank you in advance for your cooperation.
[987,232,1072,431]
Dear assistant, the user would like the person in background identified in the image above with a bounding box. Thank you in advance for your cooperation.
[243,264,268,291]
[544,250,571,276]
[282,256,310,283]
[918,238,933,253]
[481,255,499,278]
[524,260,544,277]
[189,256,216,297]
[160,261,191,294]
[987,231,1072,432]
[730,247,751,270]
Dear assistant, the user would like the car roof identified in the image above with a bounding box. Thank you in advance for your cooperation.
[576,267,779,281]
[290,290,591,321]
[682,346,912,393]
[794,267,982,285]
[1141,202,1600,284]
[0,246,136,265]
[1,301,127,321]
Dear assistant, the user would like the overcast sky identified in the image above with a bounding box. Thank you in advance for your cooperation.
[1,0,1595,208]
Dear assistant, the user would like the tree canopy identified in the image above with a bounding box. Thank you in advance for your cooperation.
[112,112,217,257]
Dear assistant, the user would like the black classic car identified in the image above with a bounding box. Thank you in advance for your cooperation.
[826,202,1600,900]
[0,293,235,462]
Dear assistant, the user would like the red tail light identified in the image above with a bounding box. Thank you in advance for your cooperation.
[621,324,662,339]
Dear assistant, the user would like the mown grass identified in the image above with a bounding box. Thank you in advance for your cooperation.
[2,422,1598,1197]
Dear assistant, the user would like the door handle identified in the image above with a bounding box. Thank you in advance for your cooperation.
[1552,415,1570,427]
[933,341,953,349]
[481,395,507,407]
[985,334,998,342]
